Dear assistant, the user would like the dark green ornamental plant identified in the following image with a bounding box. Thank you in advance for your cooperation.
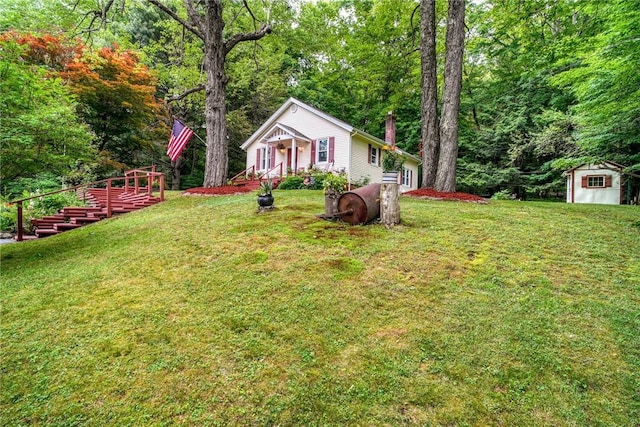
[259,178,273,196]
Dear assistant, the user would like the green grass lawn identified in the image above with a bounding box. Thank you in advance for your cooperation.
[1,190,639,426]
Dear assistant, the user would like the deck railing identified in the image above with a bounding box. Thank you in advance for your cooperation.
[11,167,165,242]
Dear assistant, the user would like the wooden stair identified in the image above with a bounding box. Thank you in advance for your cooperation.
[32,190,162,238]
[231,179,261,190]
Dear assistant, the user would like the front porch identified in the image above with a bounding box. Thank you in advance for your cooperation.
[255,123,313,177]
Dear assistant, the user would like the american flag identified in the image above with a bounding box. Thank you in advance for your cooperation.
[167,119,194,162]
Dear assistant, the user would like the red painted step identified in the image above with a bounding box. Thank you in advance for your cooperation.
[54,223,83,231]
[32,189,163,238]
[35,228,61,237]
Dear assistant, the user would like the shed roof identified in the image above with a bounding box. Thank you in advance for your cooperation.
[563,161,625,175]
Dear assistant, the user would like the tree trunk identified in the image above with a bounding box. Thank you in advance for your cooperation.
[380,182,400,227]
[435,0,465,192]
[420,0,439,188]
[325,189,340,216]
[202,0,229,188]
[171,157,182,190]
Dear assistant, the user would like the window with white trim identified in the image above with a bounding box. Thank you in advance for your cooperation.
[260,147,268,170]
[587,175,604,188]
[369,145,380,166]
[316,138,329,163]
[402,168,411,186]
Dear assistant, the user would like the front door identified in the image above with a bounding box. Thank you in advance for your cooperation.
[287,148,292,174]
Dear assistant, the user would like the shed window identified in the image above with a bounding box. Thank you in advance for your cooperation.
[581,174,611,188]
[588,176,604,188]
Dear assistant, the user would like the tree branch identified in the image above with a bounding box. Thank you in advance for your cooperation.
[243,0,259,27]
[75,0,118,36]
[147,0,204,40]
[183,0,205,36]
[166,84,206,102]
[224,24,272,55]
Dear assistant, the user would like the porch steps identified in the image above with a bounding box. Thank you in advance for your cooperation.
[231,178,281,190]
[32,190,162,238]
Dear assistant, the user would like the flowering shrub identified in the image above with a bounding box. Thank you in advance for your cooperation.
[381,145,405,172]
[322,173,348,195]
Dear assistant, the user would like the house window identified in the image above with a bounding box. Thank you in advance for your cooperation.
[260,147,268,170]
[317,138,328,163]
[402,168,411,186]
[369,145,381,166]
[587,175,605,188]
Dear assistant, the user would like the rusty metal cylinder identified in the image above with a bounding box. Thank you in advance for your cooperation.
[337,183,381,225]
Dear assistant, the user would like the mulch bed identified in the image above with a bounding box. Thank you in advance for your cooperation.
[183,185,254,196]
[403,188,487,203]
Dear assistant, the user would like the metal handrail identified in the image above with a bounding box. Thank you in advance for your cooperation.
[12,167,165,242]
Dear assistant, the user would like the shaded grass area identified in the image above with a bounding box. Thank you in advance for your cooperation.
[1,190,639,425]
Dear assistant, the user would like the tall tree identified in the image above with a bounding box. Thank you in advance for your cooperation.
[94,0,272,187]
[420,0,465,192]
[286,0,422,149]
[552,0,640,170]
[61,45,163,169]
[434,0,465,192]
[420,0,439,188]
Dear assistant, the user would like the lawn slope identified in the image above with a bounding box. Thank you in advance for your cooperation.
[2,191,639,426]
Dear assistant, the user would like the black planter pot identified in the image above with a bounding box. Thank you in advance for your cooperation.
[257,194,274,207]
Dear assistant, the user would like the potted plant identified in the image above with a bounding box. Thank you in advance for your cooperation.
[257,178,274,207]
[322,172,348,216]
[381,145,405,183]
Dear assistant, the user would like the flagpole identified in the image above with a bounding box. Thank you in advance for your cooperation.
[192,132,207,147]
[173,117,207,147]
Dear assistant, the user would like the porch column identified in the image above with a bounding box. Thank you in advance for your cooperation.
[292,138,298,174]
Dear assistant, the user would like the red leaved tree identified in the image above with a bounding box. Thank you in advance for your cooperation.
[61,44,166,170]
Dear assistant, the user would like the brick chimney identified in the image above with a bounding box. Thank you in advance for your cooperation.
[385,111,396,147]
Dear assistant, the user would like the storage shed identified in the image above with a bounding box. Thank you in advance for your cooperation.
[564,161,624,205]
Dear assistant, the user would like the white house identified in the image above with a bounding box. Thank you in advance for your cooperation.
[239,97,420,192]
[564,161,624,204]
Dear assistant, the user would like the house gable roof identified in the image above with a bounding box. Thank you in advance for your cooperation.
[240,97,421,164]
[262,122,312,143]
[240,98,353,150]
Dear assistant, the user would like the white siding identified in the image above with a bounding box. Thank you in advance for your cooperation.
[349,134,419,192]
[281,106,351,171]
[245,104,351,173]
[242,99,421,191]
[350,134,380,185]
[570,165,621,204]
[400,161,419,192]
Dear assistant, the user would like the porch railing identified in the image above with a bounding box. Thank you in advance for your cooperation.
[262,162,283,180]
[230,165,256,182]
